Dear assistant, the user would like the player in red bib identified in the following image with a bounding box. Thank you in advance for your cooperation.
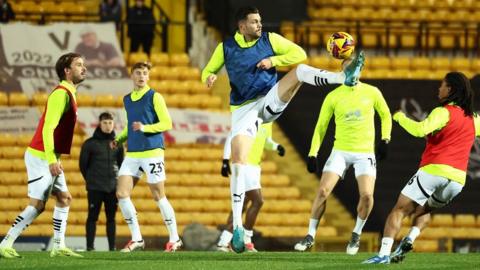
[364,72,479,264]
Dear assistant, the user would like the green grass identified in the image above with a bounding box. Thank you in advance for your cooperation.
[1,251,479,270]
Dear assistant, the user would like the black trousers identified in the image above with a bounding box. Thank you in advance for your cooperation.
[130,33,153,55]
[86,190,117,251]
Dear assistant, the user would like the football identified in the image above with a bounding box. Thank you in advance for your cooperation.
[326,32,355,59]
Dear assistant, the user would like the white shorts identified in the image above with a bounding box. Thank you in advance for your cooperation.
[231,83,288,138]
[25,151,68,201]
[323,150,376,179]
[401,170,463,208]
[118,156,166,184]
[244,165,261,192]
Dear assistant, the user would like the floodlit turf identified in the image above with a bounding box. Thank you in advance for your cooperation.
[1,251,479,270]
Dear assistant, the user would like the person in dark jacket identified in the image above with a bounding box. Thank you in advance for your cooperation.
[127,0,155,55]
[99,0,122,31]
[0,0,15,23]
[79,112,124,251]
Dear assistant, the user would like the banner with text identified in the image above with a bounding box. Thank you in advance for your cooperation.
[0,22,130,96]
[0,107,40,134]
[77,108,231,145]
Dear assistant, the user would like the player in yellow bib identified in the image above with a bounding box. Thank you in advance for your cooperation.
[295,60,392,254]
[217,121,285,252]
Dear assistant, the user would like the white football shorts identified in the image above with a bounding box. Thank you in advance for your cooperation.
[25,151,68,201]
[401,170,463,208]
[118,156,166,184]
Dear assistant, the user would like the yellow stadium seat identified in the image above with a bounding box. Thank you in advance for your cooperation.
[0,146,24,159]
[15,134,32,147]
[169,53,190,66]
[431,214,453,227]
[31,92,48,106]
[451,58,470,71]
[76,94,94,107]
[128,52,149,66]
[454,214,476,227]
[411,58,431,70]
[150,53,169,66]
[179,67,201,80]
[0,92,8,106]
[170,81,191,94]
[8,92,30,106]
[430,57,451,71]
[390,57,411,69]
[94,94,116,107]
[191,81,210,95]
[369,57,391,70]
[0,133,16,146]
[414,240,439,252]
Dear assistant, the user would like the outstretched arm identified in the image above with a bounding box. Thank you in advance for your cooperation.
[268,32,307,67]
[393,107,449,137]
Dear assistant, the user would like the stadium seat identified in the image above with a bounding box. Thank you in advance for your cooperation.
[431,214,454,227]
[128,52,149,66]
[76,94,94,107]
[0,92,8,106]
[31,92,48,106]
[454,214,476,227]
[150,52,169,66]
[8,92,30,106]
[0,133,16,146]
[15,134,32,147]
[369,57,391,70]
[94,94,116,107]
[169,53,190,66]
[430,57,451,71]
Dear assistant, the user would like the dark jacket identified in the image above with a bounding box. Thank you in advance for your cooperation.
[127,5,155,37]
[99,0,122,30]
[79,127,124,193]
[0,1,14,23]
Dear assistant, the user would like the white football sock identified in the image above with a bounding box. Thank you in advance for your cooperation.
[157,197,179,242]
[244,229,253,244]
[296,64,345,86]
[218,230,233,247]
[379,237,394,257]
[0,205,39,248]
[52,206,69,249]
[118,197,142,241]
[308,218,319,239]
[231,164,246,229]
[352,216,367,235]
[406,226,421,242]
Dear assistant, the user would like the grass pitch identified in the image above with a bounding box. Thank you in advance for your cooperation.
[1,251,479,270]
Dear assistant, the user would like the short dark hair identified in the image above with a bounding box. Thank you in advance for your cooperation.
[131,61,151,73]
[55,52,82,81]
[235,6,259,25]
[442,72,475,116]
[99,112,114,121]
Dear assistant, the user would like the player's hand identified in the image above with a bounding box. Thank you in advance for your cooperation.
[376,139,389,161]
[277,144,285,157]
[49,162,63,176]
[307,156,317,173]
[110,140,118,149]
[256,58,272,70]
[132,121,143,131]
[221,159,231,177]
[206,74,217,88]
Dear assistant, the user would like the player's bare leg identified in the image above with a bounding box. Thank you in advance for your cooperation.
[295,172,340,251]
[149,182,181,252]
[391,206,432,263]
[243,189,263,252]
[346,175,375,255]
